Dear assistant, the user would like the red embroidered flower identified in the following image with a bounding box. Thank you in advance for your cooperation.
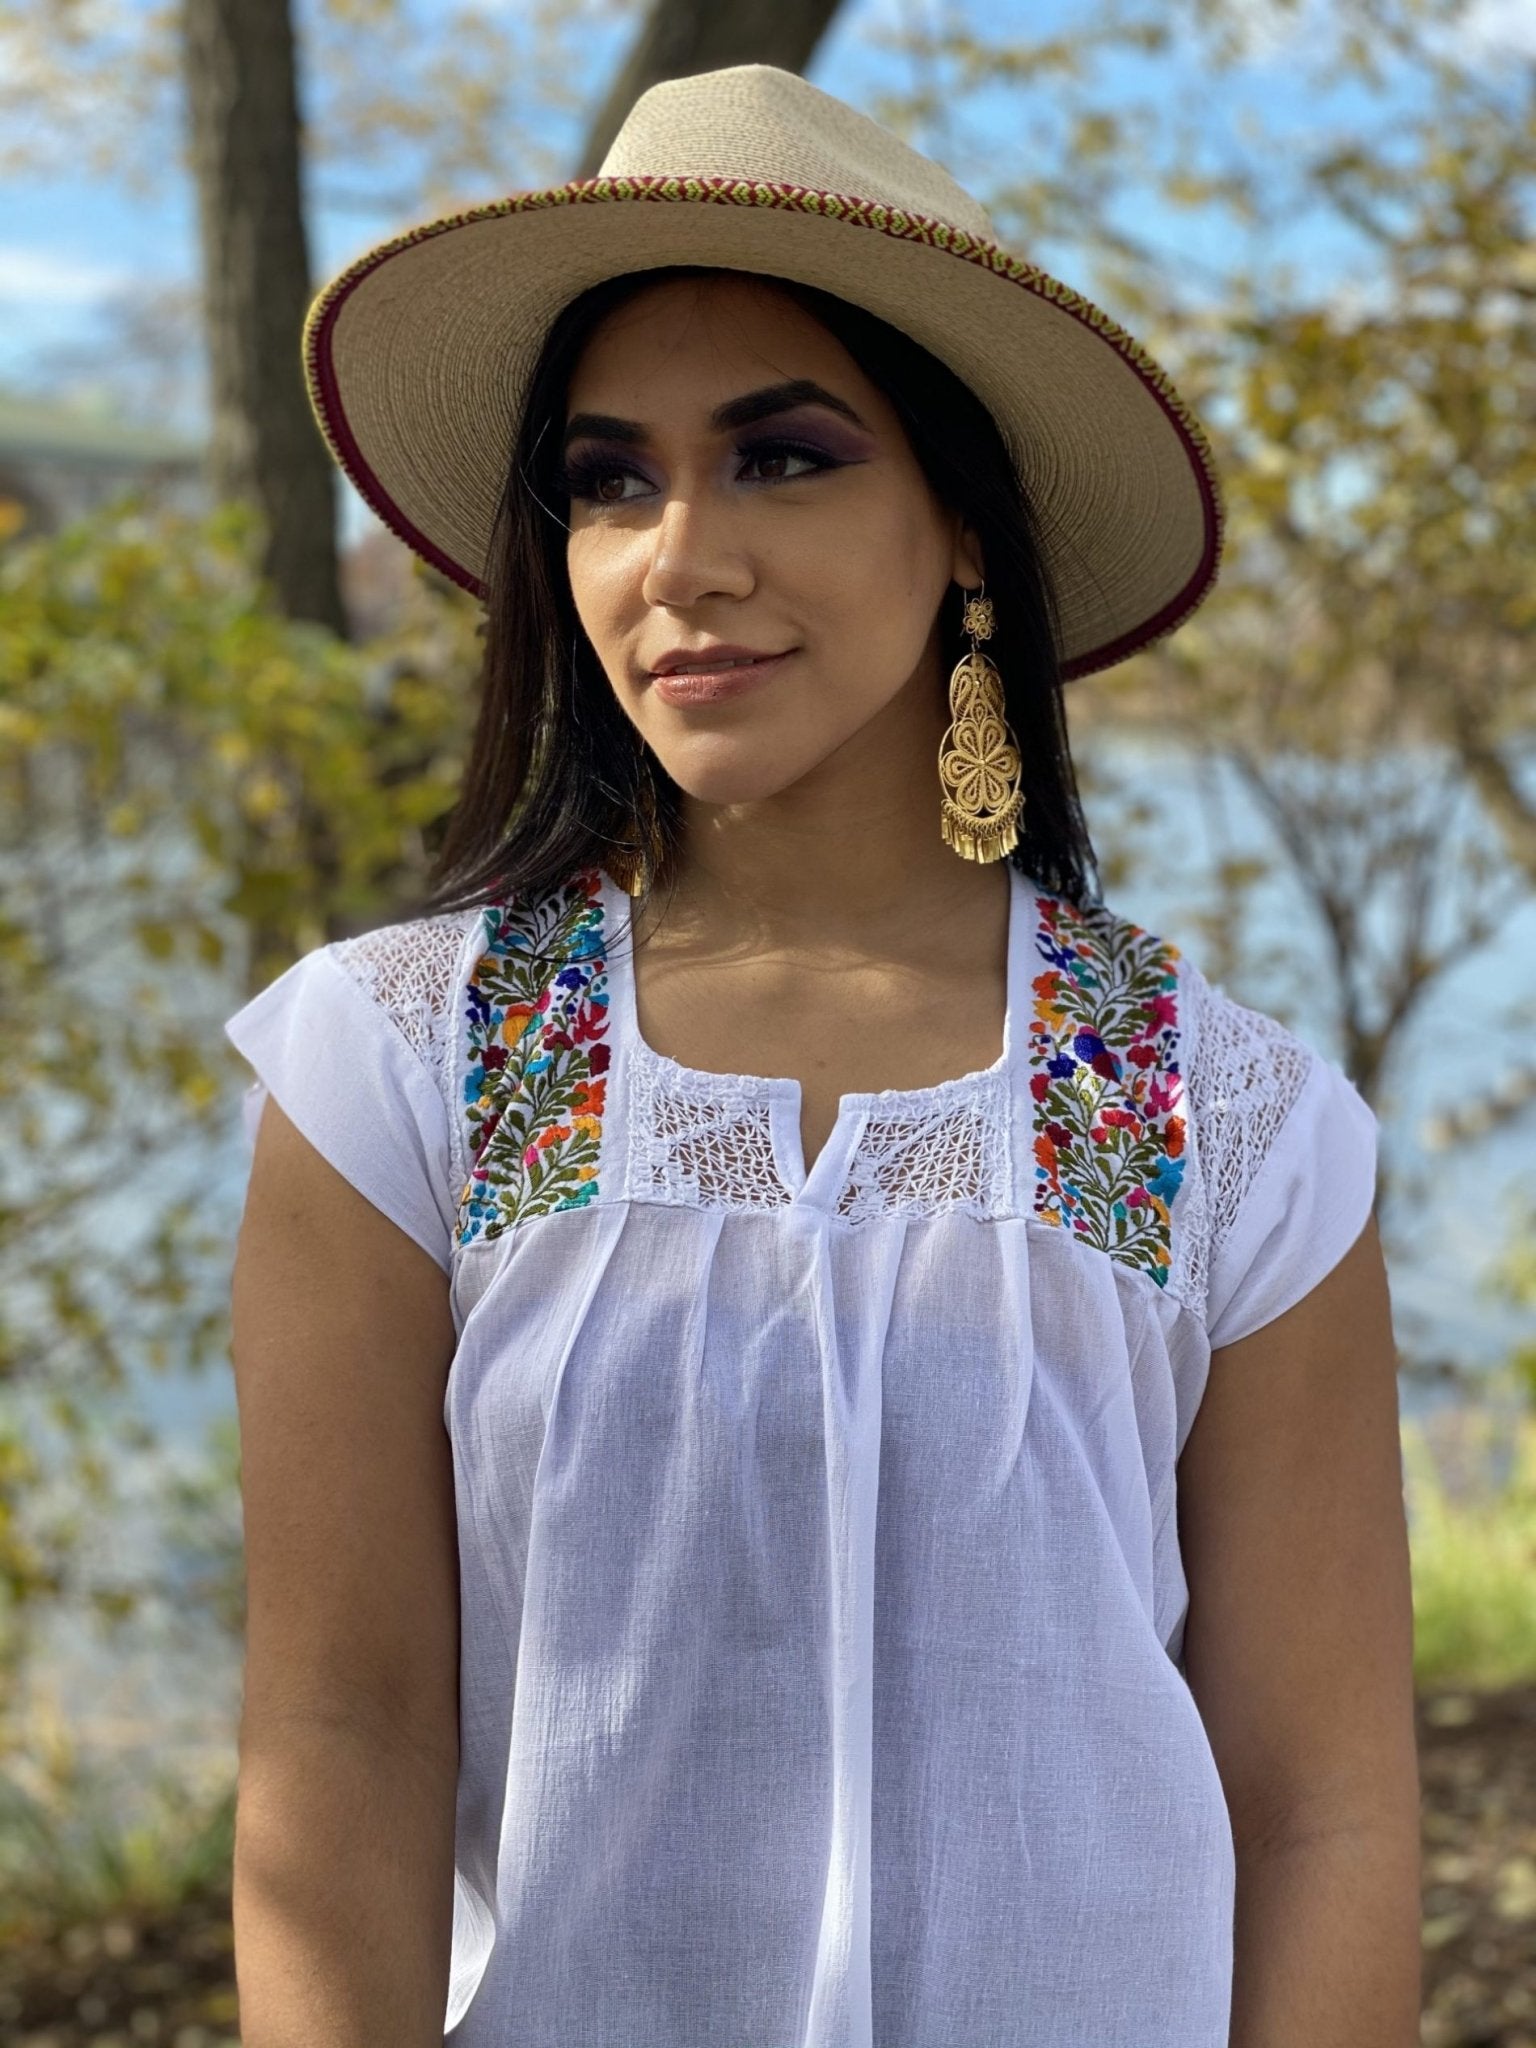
[571,999,607,1045]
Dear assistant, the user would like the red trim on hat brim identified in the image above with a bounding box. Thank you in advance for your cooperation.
[303,176,1224,679]
[308,286,488,600]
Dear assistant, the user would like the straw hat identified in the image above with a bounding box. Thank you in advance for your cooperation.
[303,63,1223,679]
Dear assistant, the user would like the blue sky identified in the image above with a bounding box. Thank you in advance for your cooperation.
[2,0,1532,1403]
[0,0,1529,558]
[4,0,1531,389]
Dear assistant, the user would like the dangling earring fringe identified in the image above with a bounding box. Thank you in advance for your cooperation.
[937,588,1025,863]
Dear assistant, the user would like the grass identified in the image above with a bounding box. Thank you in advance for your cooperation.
[0,1702,235,1940]
[0,1408,1531,1936]
[1404,1407,1536,1689]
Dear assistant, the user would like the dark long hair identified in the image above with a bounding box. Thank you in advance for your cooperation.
[424,265,1103,917]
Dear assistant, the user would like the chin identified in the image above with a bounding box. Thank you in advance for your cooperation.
[656,747,822,810]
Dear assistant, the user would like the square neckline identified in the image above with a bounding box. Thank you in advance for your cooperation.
[597,861,1031,1200]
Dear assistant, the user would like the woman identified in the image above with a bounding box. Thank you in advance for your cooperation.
[226,63,1421,2048]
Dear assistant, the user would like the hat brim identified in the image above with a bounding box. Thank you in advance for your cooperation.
[305,176,1223,680]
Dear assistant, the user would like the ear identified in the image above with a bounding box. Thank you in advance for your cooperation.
[951,521,985,590]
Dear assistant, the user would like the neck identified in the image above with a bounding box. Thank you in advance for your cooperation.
[636,656,1015,957]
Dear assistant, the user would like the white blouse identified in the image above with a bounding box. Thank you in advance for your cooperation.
[225,857,1379,2047]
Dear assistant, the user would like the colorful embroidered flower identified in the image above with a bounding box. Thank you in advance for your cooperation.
[459,868,611,1244]
[1028,892,1184,1286]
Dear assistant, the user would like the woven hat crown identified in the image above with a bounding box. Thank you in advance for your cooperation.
[303,63,1223,677]
[599,65,996,243]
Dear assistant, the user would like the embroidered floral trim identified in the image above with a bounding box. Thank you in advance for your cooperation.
[450,869,1197,1257]
[1028,895,1185,1285]
[459,867,610,1245]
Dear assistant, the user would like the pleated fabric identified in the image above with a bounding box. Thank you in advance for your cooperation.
[225,858,1378,2046]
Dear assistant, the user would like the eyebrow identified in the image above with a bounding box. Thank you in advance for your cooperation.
[562,378,869,450]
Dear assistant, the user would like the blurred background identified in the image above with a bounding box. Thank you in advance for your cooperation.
[0,0,1533,2041]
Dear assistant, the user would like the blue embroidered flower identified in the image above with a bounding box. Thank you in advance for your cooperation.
[1030,894,1186,1287]
[459,870,611,1245]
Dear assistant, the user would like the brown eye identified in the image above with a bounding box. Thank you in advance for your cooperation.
[737,442,829,484]
[558,453,650,504]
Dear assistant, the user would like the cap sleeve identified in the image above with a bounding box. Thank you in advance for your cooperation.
[1189,977,1380,1353]
[224,914,478,1274]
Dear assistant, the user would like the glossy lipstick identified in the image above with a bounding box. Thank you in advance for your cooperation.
[649,648,793,706]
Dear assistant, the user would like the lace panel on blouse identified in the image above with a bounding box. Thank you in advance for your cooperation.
[834,1076,1012,1222]
[626,1035,1013,1222]
[329,912,479,1200]
[320,886,1323,1297]
[627,1045,790,1210]
[1170,965,1315,1324]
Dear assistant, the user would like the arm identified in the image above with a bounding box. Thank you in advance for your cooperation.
[231,1096,460,2048]
[1177,1210,1422,2048]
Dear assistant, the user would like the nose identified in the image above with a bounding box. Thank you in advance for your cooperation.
[640,491,755,610]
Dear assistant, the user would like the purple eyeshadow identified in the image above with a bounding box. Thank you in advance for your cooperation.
[559,406,875,499]
[741,410,874,460]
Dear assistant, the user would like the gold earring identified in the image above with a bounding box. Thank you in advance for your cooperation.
[937,587,1025,863]
[609,747,666,898]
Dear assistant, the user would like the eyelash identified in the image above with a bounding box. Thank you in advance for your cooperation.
[557,437,845,504]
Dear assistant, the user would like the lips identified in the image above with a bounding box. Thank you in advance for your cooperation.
[649,649,793,706]
[649,645,788,678]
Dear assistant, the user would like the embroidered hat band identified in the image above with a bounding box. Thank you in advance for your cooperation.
[303,63,1224,680]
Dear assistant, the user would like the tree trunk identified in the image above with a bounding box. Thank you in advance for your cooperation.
[182,0,345,635]
[577,0,845,177]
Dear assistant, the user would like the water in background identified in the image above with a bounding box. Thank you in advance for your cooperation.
[13,732,1535,1809]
